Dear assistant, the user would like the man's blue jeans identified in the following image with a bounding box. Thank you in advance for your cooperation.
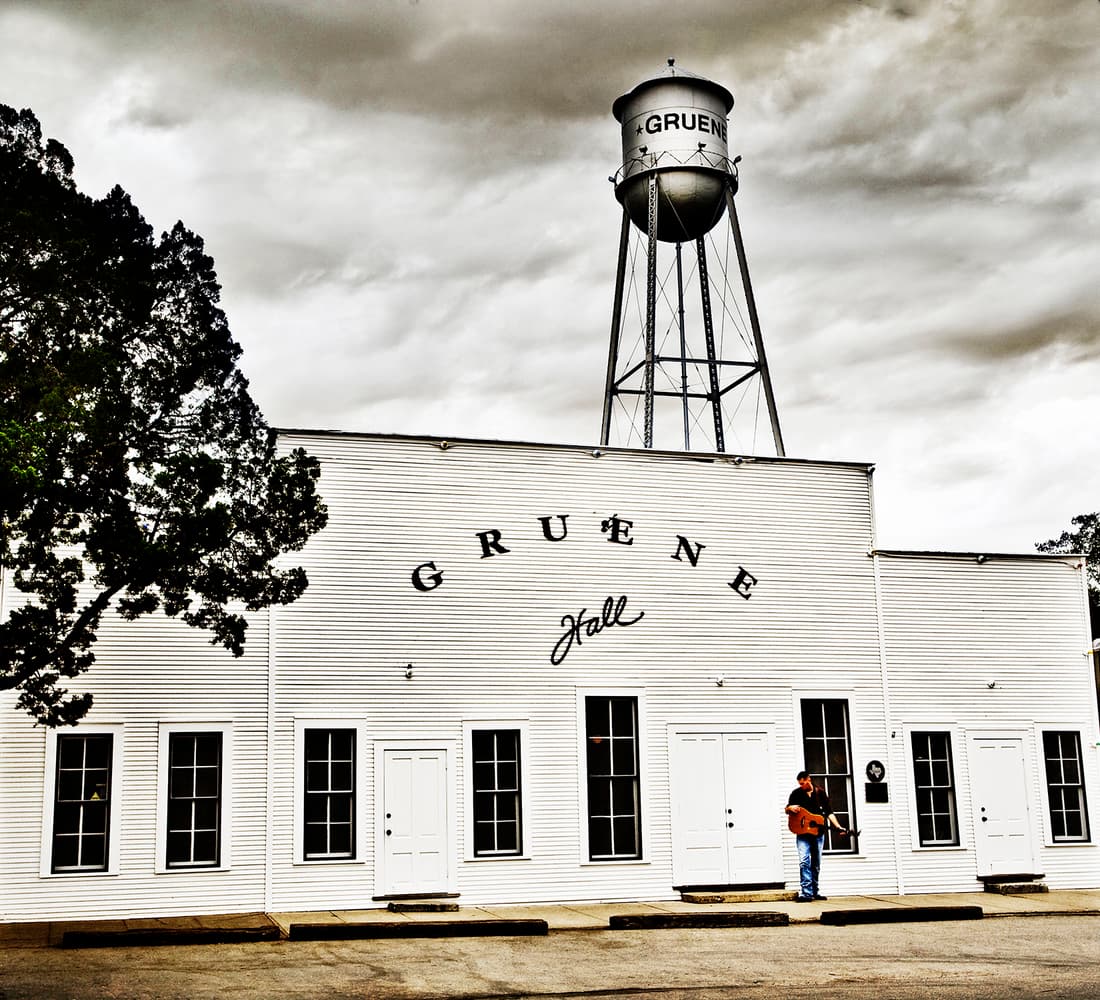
[796,833,824,898]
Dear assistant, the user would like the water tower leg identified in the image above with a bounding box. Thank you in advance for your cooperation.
[675,242,690,451]
[600,207,632,447]
[694,237,726,453]
[644,174,659,449]
[724,184,785,457]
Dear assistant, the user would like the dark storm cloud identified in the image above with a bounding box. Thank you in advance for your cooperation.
[14,0,863,119]
[752,0,1097,199]
[943,309,1100,366]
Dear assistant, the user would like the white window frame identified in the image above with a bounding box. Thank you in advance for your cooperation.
[293,719,368,865]
[155,722,233,874]
[575,687,649,866]
[40,724,125,878]
[791,690,859,855]
[1037,726,1094,847]
[462,720,531,861]
[903,723,967,851]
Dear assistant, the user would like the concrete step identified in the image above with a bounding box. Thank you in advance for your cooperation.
[682,889,799,904]
[387,900,461,912]
[288,919,547,941]
[611,911,789,929]
[821,905,984,926]
[983,882,1049,895]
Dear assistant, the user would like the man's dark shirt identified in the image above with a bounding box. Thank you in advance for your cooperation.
[787,785,832,820]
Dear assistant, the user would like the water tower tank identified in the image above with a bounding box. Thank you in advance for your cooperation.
[613,63,735,243]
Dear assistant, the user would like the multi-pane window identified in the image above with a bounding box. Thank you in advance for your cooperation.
[911,731,959,846]
[471,729,522,857]
[52,734,113,873]
[304,729,356,859]
[166,733,222,868]
[585,696,641,860]
[1043,731,1090,843]
[800,698,857,853]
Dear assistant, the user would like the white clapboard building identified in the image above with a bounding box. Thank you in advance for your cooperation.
[1,429,1098,922]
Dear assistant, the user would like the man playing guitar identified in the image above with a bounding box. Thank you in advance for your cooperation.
[784,770,847,902]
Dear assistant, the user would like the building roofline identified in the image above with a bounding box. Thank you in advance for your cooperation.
[871,548,1085,563]
[273,427,876,473]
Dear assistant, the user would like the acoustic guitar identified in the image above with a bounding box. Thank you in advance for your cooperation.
[787,811,859,838]
[787,809,826,836]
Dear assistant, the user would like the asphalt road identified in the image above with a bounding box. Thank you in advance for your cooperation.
[1,915,1097,1000]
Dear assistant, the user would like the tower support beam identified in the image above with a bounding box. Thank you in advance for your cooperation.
[676,242,690,450]
[724,184,785,457]
[600,207,632,448]
[643,174,659,449]
[694,236,725,453]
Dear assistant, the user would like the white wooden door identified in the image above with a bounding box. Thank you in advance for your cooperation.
[381,748,449,895]
[968,736,1036,876]
[670,734,729,885]
[723,733,779,883]
[670,731,781,886]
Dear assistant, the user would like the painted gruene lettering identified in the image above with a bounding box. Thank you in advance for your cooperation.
[411,561,443,592]
[728,566,757,599]
[539,514,569,542]
[671,535,705,566]
[601,514,634,545]
[476,529,510,558]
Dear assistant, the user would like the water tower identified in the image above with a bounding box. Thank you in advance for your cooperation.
[600,61,785,455]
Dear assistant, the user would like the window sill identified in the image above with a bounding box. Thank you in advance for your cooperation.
[154,865,232,875]
[40,870,119,879]
[292,858,365,867]
[464,854,531,863]
[580,858,651,867]
[910,845,968,853]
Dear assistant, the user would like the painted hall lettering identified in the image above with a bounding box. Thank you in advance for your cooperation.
[550,595,646,665]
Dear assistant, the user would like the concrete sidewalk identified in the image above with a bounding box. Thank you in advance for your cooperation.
[4,888,1100,948]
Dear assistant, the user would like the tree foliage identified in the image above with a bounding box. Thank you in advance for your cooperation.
[1,105,328,726]
[1037,513,1100,637]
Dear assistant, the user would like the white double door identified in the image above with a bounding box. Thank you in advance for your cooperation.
[378,747,451,896]
[669,730,781,887]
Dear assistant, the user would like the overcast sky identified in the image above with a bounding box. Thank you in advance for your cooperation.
[2,0,1098,553]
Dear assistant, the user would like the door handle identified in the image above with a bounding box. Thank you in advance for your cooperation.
[981,817,988,823]
[386,829,392,836]
[727,822,734,828]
